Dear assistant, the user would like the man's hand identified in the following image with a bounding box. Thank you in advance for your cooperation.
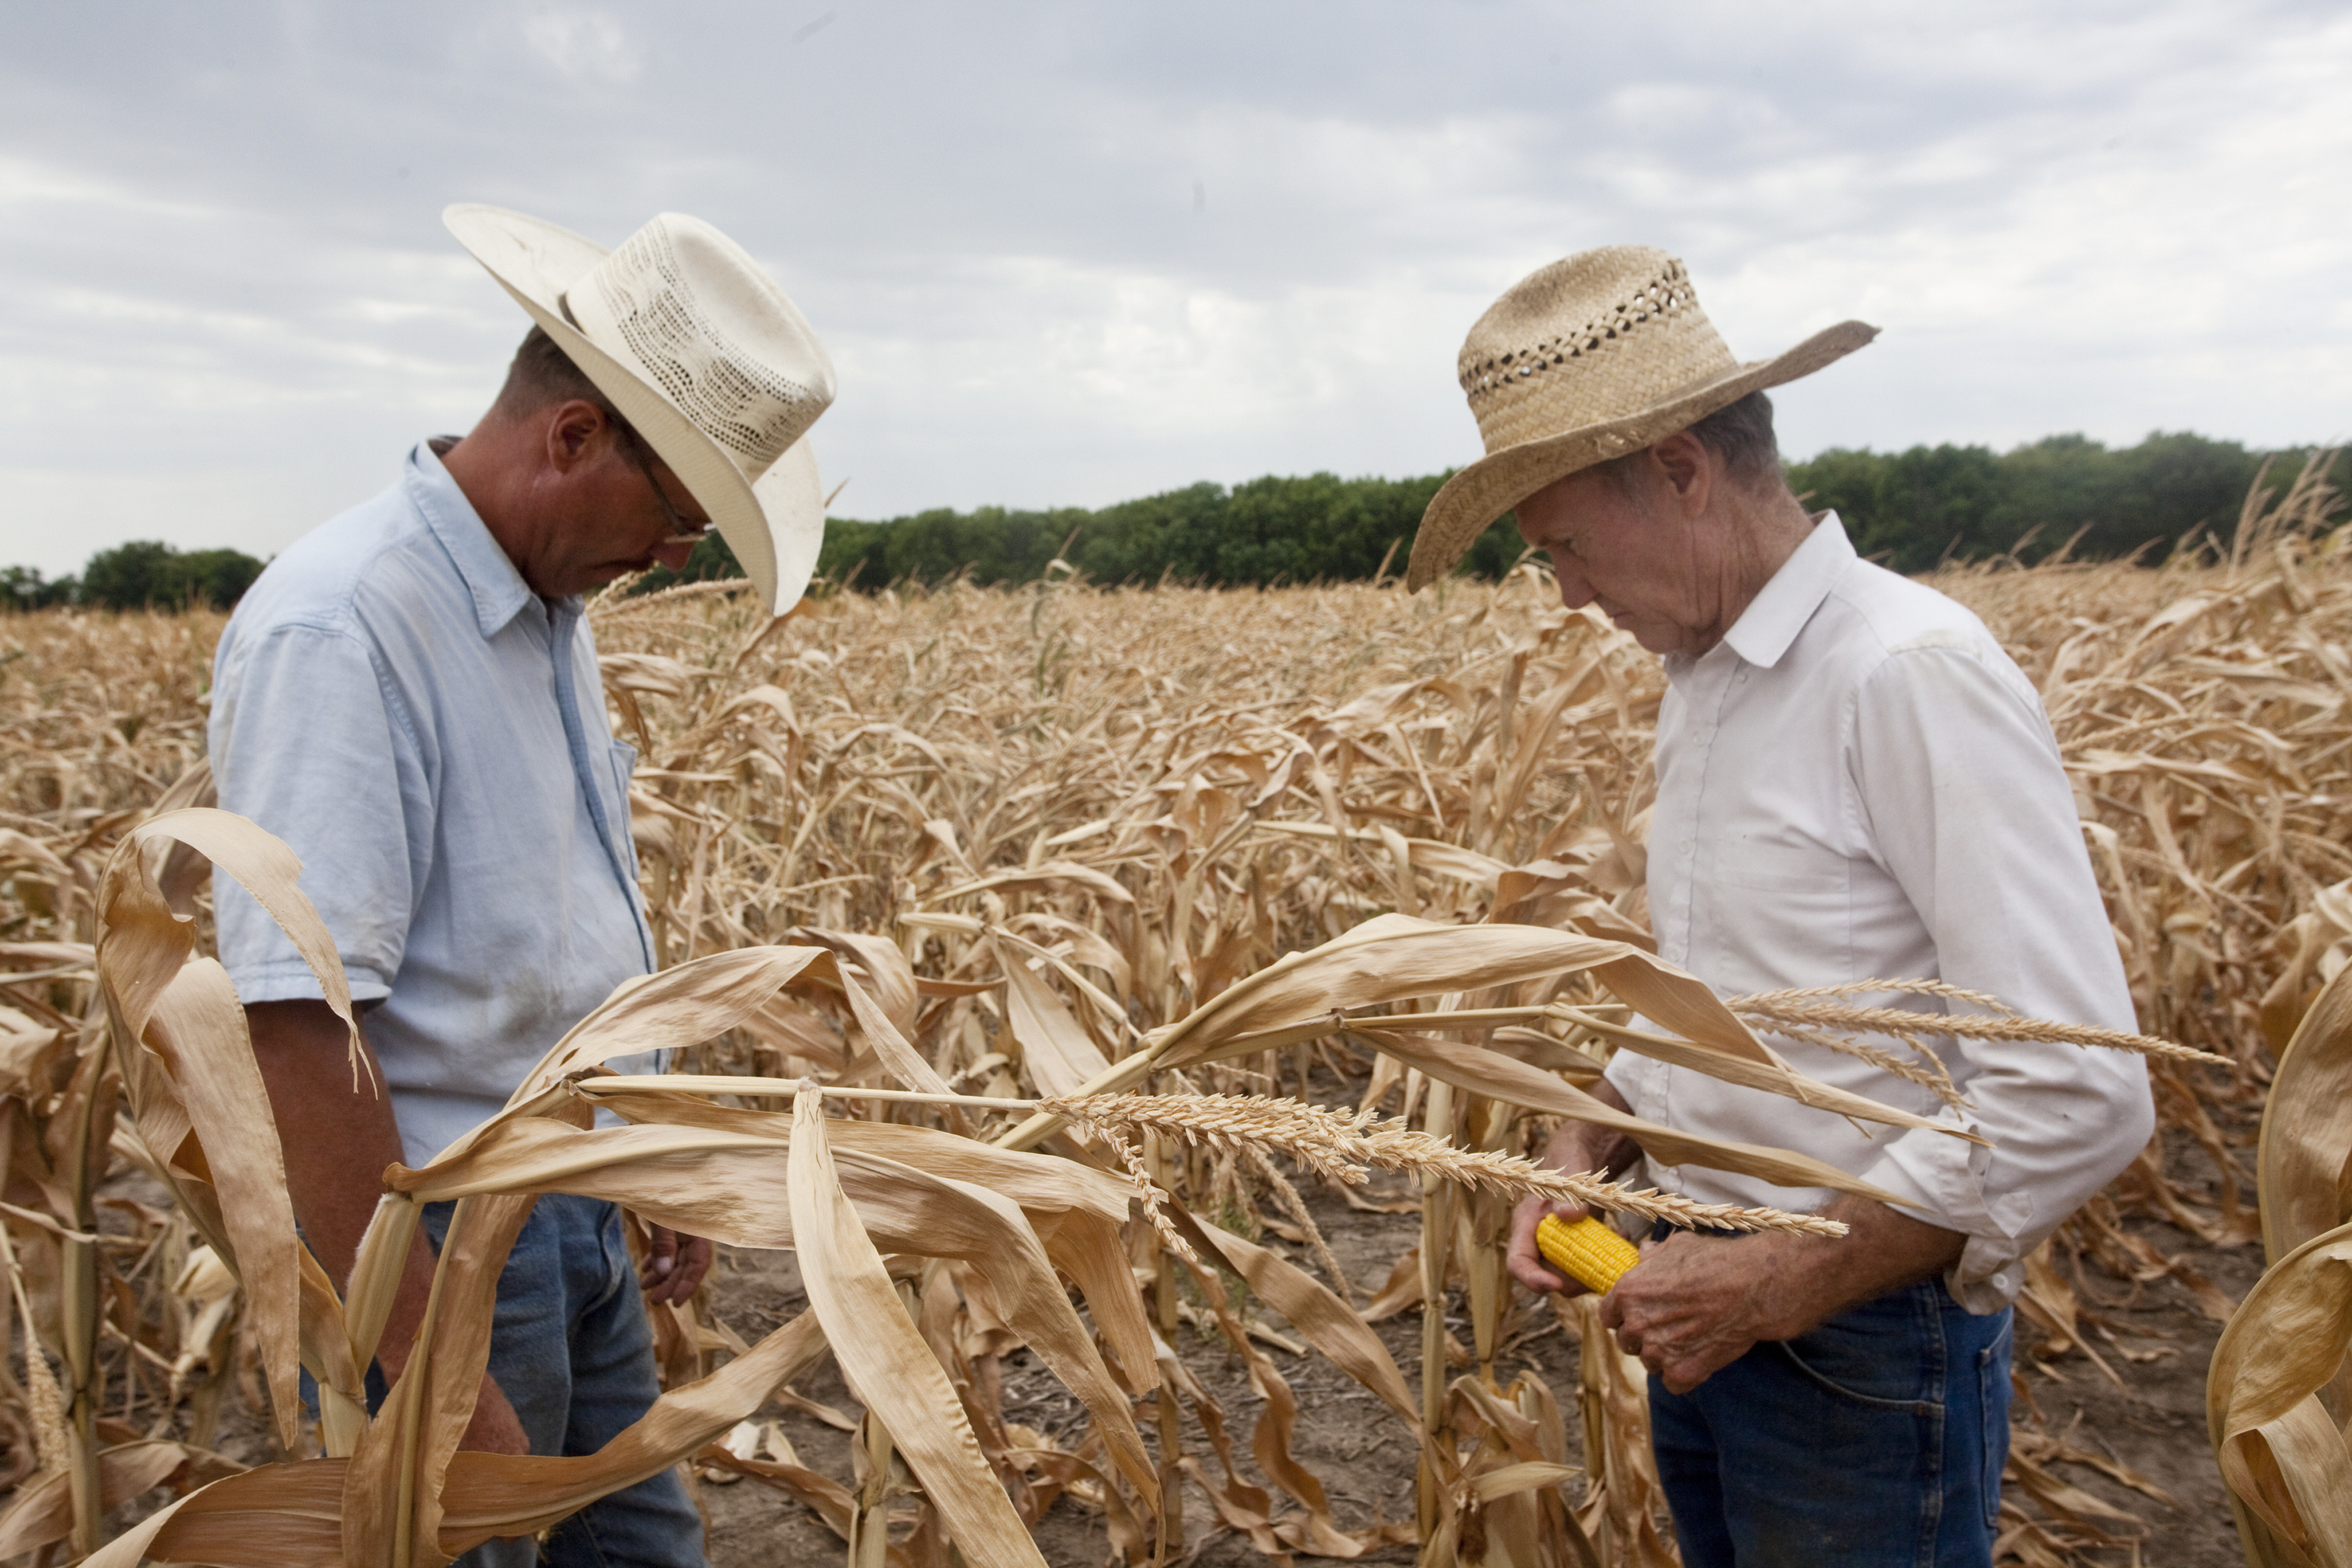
[639,1226,713,1306]
[1499,1073,1970,1396]
[1507,1196,1592,1296]
[461,1375,531,1454]
[1595,1230,1788,1393]
[1595,1197,1969,1394]
[1506,1081,1642,1298]
[371,1348,530,1456]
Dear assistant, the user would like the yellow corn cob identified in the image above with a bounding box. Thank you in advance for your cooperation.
[1536,1213,1641,1294]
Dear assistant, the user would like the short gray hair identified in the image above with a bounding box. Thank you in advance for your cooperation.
[490,326,653,455]
[1596,389,1782,493]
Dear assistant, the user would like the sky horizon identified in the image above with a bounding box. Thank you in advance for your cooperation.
[3,1,2347,577]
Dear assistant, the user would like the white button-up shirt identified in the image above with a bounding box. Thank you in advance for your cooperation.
[210,440,657,1167]
[1605,514,2152,1311]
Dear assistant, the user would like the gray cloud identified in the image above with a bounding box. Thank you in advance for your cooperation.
[1,0,2345,574]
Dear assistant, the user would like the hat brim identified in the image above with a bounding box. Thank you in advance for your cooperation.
[442,204,825,616]
[1404,319,1878,592]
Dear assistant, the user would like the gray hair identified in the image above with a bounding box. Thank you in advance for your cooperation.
[1597,389,1782,493]
[489,326,652,455]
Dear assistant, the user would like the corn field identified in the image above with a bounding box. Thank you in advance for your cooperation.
[0,453,2346,1567]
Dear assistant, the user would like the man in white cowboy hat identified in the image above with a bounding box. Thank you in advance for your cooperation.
[207,204,835,1566]
[1414,249,2153,1565]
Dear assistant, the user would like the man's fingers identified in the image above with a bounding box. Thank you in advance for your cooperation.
[640,1224,679,1294]
[669,1235,715,1299]
[1506,1195,1584,1296]
[638,1228,713,1305]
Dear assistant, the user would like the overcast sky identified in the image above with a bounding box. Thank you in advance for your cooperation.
[1,0,2345,576]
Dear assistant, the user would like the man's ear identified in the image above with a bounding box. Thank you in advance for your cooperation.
[1651,429,1712,516]
[544,399,617,473]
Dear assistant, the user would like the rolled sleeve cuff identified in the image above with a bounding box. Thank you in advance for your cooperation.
[1851,1119,2035,1315]
[226,960,393,1007]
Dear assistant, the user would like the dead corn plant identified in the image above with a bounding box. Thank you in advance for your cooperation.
[37,802,2091,1568]
[0,453,2339,1564]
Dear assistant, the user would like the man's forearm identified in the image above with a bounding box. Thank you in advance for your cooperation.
[246,1002,528,1455]
[1744,1193,1967,1341]
[1597,1192,1969,1394]
[246,1000,438,1370]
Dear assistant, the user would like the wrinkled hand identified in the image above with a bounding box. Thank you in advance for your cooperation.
[639,1225,713,1307]
[1506,1194,1595,1297]
[1598,1230,1791,1395]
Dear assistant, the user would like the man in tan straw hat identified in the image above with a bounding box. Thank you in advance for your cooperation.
[1416,248,2153,1566]
[206,204,836,1566]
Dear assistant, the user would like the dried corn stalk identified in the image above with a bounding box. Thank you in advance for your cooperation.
[0,456,2337,1563]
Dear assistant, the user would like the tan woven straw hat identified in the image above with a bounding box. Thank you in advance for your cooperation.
[444,204,836,615]
[1406,246,1876,591]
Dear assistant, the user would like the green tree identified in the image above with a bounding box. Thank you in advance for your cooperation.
[613,431,2338,598]
[76,541,266,610]
[1,566,76,610]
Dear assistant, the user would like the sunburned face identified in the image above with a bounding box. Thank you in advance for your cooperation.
[536,437,711,598]
[1513,461,1725,658]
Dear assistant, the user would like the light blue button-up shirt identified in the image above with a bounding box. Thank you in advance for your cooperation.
[210,440,656,1166]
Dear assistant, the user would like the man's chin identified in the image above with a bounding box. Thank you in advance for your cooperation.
[1626,623,1699,657]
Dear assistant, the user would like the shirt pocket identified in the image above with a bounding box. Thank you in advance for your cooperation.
[1694,838,1854,988]
[1706,838,1849,894]
[607,738,640,800]
[606,740,642,865]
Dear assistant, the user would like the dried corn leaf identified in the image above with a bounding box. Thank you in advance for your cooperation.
[1353,1024,1913,1207]
[786,1088,1047,1567]
[2261,962,2352,1264]
[995,936,1115,1097]
[2209,1220,2352,1567]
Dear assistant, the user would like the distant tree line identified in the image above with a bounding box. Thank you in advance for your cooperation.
[1788,431,2332,574]
[3,540,266,612]
[7,433,2338,612]
[640,431,2338,596]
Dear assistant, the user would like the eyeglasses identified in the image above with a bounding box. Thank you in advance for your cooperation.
[627,442,711,546]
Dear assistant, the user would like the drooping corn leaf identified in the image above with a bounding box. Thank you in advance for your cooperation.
[787,1088,1049,1568]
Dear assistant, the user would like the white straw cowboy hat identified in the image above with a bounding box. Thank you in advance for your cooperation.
[1407,246,1876,591]
[444,203,836,615]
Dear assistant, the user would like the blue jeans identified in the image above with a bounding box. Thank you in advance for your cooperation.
[410,1194,708,1568]
[1646,1275,2012,1567]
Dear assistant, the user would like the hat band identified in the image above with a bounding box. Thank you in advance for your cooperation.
[1459,258,1704,404]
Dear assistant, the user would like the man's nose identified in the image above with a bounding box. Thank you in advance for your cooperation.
[1552,553,1595,610]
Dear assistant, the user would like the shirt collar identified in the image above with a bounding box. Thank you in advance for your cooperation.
[406,439,540,639]
[1718,512,1855,671]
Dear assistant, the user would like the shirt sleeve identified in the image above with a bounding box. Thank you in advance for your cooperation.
[210,621,426,1004]
[1842,640,2154,1309]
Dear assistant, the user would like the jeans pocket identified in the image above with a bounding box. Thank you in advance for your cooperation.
[1776,1338,1939,1413]
[1978,1320,2014,1529]
[1775,1285,1942,1413]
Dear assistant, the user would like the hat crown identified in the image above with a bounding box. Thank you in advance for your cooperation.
[564,214,836,483]
[1457,247,1735,457]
